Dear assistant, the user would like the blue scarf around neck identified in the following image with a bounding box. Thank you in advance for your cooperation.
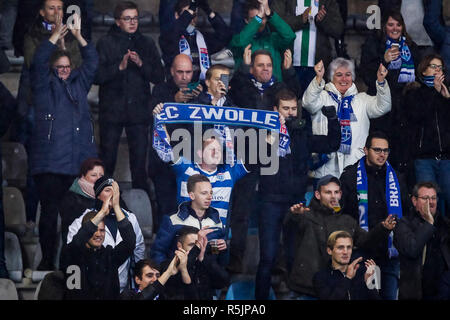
[327,91,356,154]
[423,75,435,87]
[386,36,415,83]
[249,74,276,94]
[357,156,402,258]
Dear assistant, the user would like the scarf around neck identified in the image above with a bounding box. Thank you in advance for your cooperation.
[327,91,356,154]
[249,74,276,94]
[386,36,415,83]
[179,29,210,80]
[78,177,96,198]
[357,156,402,258]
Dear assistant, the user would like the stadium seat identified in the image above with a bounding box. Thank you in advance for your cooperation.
[3,186,27,237]
[305,191,314,206]
[225,280,276,300]
[34,271,65,300]
[4,231,23,283]
[1,142,27,189]
[121,188,153,240]
[0,279,19,300]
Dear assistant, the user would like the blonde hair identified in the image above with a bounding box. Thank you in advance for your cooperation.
[327,230,352,250]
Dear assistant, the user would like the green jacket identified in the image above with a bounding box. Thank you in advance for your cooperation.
[272,0,344,68]
[229,12,296,81]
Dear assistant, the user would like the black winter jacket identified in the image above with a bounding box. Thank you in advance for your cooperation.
[95,25,165,125]
[64,218,136,300]
[340,160,411,262]
[403,82,450,160]
[159,10,232,81]
[313,262,381,300]
[394,209,450,300]
[285,197,391,296]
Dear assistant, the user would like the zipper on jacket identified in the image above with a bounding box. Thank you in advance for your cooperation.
[419,127,424,150]
[435,110,443,154]
[45,114,54,140]
[90,119,95,143]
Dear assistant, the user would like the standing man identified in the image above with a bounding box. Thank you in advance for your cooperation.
[272,0,344,94]
[394,181,450,300]
[339,131,410,300]
[95,1,165,195]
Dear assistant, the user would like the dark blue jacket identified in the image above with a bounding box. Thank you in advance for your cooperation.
[424,0,450,78]
[150,201,226,265]
[29,40,98,176]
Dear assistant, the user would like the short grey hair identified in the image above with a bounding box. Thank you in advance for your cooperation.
[328,58,356,82]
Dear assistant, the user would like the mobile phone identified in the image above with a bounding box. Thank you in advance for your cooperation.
[186,81,200,93]
[219,74,229,92]
[391,43,400,51]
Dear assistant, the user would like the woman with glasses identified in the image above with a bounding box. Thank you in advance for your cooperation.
[29,13,98,270]
[360,10,419,174]
[403,53,450,215]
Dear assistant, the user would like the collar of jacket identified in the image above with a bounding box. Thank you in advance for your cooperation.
[176,201,221,224]
[108,24,142,40]
[325,82,358,98]
[365,162,387,176]
[309,197,336,217]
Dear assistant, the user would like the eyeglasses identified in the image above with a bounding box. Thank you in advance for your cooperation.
[417,196,438,201]
[370,147,390,154]
[428,64,444,71]
[147,272,160,278]
[120,16,139,23]
[55,65,71,70]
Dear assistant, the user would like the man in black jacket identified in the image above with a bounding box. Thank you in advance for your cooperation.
[286,175,396,299]
[339,131,410,300]
[255,87,341,300]
[95,1,165,195]
[394,181,450,300]
[64,181,136,300]
[313,230,381,300]
[159,0,232,82]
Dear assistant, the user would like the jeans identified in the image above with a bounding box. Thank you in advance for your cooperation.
[0,0,18,49]
[379,258,400,300]
[99,122,149,193]
[415,159,450,215]
[255,201,291,300]
[33,173,76,268]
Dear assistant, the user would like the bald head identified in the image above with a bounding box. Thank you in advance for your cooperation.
[171,54,193,88]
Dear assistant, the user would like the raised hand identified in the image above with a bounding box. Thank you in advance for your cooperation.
[381,214,397,230]
[111,181,121,210]
[243,44,252,66]
[49,12,68,45]
[290,203,310,214]
[345,256,362,279]
[364,259,377,283]
[167,255,179,276]
[153,103,164,115]
[377,63,388,83]
[283,49,293,70]
[128,50,143,67]
[316,5,327,22]
[314,60,325,84]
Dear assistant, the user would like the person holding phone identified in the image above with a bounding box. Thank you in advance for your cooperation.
[394,181,450,300]
[360,10,419,177]
[195,64,233,106]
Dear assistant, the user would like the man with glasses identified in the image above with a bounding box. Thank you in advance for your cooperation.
[394,181,450,300]
[339,131,410,300]
[95,1,165,197]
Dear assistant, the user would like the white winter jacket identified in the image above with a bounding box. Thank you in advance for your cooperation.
[67,208,145,292]
[302,78,391,178]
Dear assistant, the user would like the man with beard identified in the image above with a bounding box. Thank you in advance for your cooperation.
[254,88,341,299]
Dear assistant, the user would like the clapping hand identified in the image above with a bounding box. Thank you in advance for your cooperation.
[49,13,68,45]
[315,5,327,22]
[434,74,450,98]
[283,49,292,70]
[243,44,252,66]
[345,256,362,279]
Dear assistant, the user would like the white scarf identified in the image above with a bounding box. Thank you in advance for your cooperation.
[179,28,210,80]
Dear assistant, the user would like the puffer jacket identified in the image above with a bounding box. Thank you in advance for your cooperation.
[29,40,98,176]
[150,201,226,265]
[302,78,391,178]
[285,197,390,296]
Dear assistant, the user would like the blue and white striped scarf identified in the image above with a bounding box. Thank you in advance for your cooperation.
[386,36,415,83]
[327,91,356,154]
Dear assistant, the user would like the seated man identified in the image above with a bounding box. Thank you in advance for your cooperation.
[313,230,381,300]
[120,257,179,300]
[64,190,136,300]
[65,176,145,292]
[150,174,226,265]
[285,175,396,299]
[159,0,232,81]
[394,181,450,300]
[162,225,230,300]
